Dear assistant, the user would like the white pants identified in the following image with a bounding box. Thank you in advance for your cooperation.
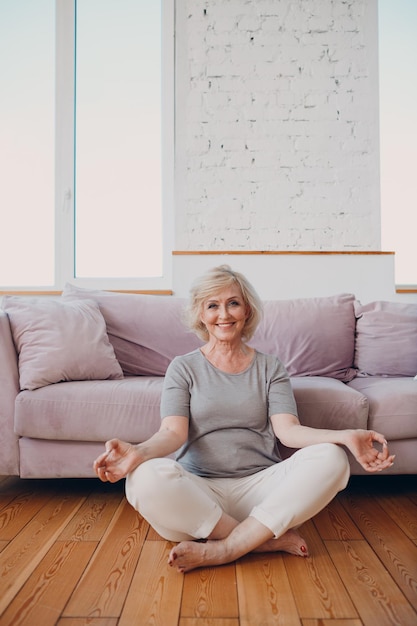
[125,443,350,542]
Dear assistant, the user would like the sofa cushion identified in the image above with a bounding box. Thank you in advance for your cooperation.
[18,439,106,479]
[3,296,123,390]
[14,377,164,442]
[290,376,369,431]
[62,284,202,376]
[348,376,417,440]
[250,294,357,381]
[354,300,417,377]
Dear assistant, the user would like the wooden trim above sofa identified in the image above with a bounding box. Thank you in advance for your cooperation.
[172,250,395,255]
[0,290,174,296]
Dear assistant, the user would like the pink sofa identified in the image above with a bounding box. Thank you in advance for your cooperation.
[1,286,416,478]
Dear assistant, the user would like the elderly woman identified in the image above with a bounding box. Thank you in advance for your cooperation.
[94,265,394,573]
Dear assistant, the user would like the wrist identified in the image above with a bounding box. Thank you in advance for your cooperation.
[129,443,146,469]
[338,429,353,448]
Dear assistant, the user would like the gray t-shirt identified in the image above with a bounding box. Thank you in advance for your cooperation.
[160,349,298,478]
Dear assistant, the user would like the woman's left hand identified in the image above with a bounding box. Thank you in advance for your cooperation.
[343,429,395,472]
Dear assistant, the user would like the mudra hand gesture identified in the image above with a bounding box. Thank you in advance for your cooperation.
[344,429,395,473]
[94,439,139,483]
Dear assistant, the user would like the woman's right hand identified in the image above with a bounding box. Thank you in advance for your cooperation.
[93,439,141,483]
[94,416,189,483]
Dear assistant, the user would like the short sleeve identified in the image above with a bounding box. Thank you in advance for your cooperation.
[160,357,192,419]
[267,358,298,417]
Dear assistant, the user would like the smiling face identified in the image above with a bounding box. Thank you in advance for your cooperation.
[200,286,250,344]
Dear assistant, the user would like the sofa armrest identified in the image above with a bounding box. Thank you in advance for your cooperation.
[0,311,20,474]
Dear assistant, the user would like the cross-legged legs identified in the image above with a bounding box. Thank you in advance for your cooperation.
[125,442,350,572]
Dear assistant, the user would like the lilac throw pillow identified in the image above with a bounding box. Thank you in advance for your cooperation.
[3,296,123,390]
[354,300,417,377]
[250,294,357,381]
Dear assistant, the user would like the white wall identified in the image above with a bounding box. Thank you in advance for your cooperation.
[172,252,417,304]
[174,0,381,253]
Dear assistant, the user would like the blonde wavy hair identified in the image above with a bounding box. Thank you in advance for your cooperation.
[186,265,263,342]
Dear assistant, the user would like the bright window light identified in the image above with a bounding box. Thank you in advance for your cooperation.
[74,0,163,278]
[0,0,55,286]
[379,0,417,285]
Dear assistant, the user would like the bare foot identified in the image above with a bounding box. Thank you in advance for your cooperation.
[168,529,309,573]
[255,528,309,557]
[168,540,227,573]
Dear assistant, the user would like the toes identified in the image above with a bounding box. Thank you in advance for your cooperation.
[168,549,178,566]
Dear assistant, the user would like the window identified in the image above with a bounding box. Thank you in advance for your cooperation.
[379,0,417,286]
[0,0,173,291]
[0,0,55,287]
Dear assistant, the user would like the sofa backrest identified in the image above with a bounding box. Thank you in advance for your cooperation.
[250,293,357,382]
[62,285,357,381]
[62,284,202,376]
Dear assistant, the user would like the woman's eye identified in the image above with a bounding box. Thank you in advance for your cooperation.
[229,301,240,306]
[207,303,217,309]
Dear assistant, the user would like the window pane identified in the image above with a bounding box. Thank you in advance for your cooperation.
[0,0,55,286]
[379,0,417,284]
[75,0,162,279]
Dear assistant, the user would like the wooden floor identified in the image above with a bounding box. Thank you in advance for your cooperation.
[0,473,416,626]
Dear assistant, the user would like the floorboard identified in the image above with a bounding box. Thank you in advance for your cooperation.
[284,520,358,620]
[0,474,416,626]
[340,491,417,609]
[237,552,302,625]
[63,500,149,618]
[325,539,416,626]
[118,541,184,626]
[181,564,238,618]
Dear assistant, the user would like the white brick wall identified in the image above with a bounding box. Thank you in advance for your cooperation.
[175,0,380,251]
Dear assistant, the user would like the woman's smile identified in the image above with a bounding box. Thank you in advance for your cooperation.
[200,287,249,342]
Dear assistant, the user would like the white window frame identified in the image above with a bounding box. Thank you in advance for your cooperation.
[55,0,174,292]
